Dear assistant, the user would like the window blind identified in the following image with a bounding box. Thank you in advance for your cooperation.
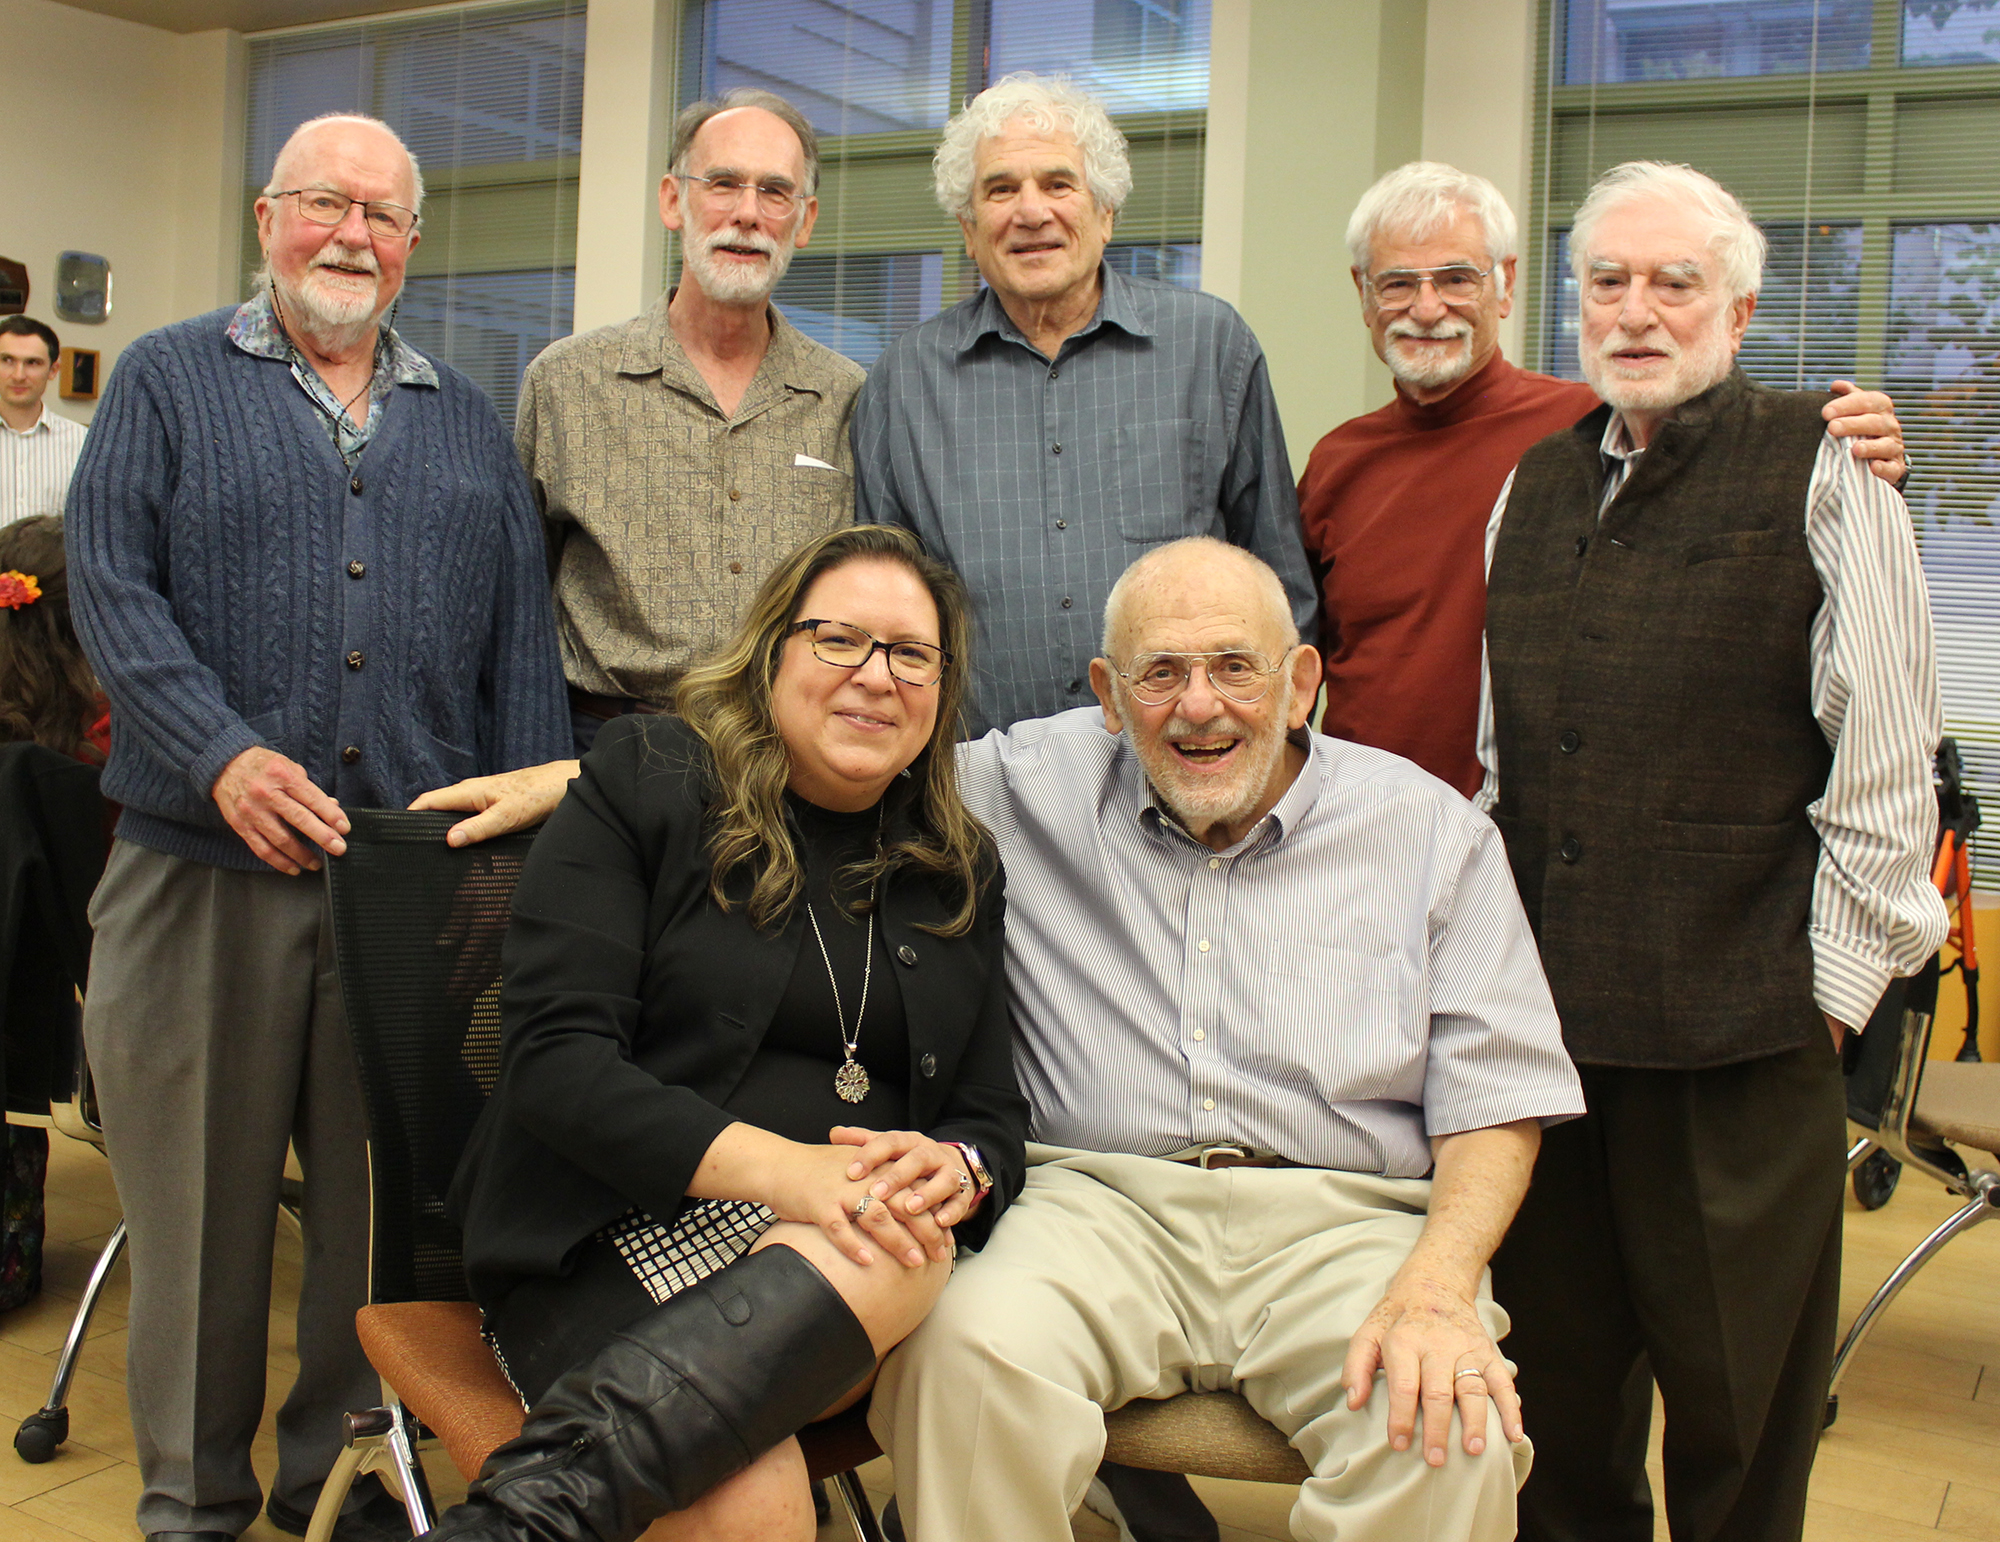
[675,0,1211,366]
[242,0,586,425]
[1527,0,2000,890]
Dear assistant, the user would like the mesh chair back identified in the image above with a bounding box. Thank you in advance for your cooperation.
[326,809,538,1306]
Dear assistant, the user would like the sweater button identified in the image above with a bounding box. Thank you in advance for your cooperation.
[1559,730,1580,753]
[896,944,917,967]
[347,560,366,579]
[1574,536,1588,557]
[341,745,362,765]
[350,476,363,495]
[920,1053,937,1078]
[1559,837,1582,863]
[346,651,365,670]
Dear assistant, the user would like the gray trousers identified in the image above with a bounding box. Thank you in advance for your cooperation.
[84,839,377,1536]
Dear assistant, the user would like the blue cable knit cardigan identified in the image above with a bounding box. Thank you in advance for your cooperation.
[68,305,570,871]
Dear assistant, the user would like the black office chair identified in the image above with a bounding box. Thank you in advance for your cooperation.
[309,808,887,1541]
[0,740,129,1465]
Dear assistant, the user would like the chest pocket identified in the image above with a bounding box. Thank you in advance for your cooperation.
[1111,418,1208,541]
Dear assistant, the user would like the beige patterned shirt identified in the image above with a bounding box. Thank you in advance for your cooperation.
[520,293,865,705]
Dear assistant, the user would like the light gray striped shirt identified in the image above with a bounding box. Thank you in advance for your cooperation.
[3,407,88,524]
[958,710,1584,1178]
[1476,414,1950,1031]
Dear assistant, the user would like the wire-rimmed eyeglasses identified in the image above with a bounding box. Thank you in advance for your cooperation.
[677,173,802,220]
[1363,263,1493,310]
[790,620,950,687]
[1114,649,1292,706]
[270,188,420,239]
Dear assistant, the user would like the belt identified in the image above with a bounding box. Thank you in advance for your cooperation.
[567,684,672,721]
[1159,1143,1302,1170]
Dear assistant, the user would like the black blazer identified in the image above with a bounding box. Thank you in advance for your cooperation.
[453,715,1028,1309]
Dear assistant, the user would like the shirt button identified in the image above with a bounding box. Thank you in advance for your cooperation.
[341,745,362,765]
[1560,837,1583,863]
[1202,1098,1216,1112]
[1207,857,1220,870]
[728,488,742,501]
[896,944,917,966]
[349,476,363,496]
[919,1052,937,1078]
[1192,1029,1206,1042]
[1060,597,1073,609]
[1055,519,1067,530]
[1559,730,1581,753]
[729,561,743,574]
[1197,939,1211,953]
[1049,366,1060,380]
[346,650,364,670]
[1066,679,1081,693]
[347,560,365,579]
[1051,443,1062,455]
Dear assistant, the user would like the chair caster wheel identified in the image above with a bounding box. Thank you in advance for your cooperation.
[1853,1150,1902,1211]
[15,1408,68,1463]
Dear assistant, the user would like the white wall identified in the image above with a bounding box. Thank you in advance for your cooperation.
[0,0,245,424]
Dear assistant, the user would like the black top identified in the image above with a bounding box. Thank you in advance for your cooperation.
[725,794,911,1141]
[450,715,1029,1310]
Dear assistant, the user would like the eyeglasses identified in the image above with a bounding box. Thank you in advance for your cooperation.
[1115,649,1291,706]
[271,188,420,239]
[678,173,801,220]
[1364,263,1492,310]
[790,620,950,687]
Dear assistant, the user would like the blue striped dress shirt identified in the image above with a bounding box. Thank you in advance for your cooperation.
[854,267,1317,735]
[958,709,1585,1178]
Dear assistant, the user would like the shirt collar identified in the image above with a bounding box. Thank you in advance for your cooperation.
[953,262,1154,355]
[1121,726,1320,856]
[226,290,439,389]
[1,405,50,437]
[1599,409,1645,467]
[620,290,827,398]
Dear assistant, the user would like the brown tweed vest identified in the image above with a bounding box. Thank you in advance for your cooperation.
[1486,368,1832,1069]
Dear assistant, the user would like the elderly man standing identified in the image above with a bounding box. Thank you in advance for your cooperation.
[68,114,568,1542]
[1479,161,1948,1542]
[867,536,1585,1542]
[1297,162,1904,796]
[853,74,1314,737]
[522,88,863,752]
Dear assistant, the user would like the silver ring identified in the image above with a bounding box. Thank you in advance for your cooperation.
[852,1195,875,1221]
[953,1167,973,1198]
[1454,1367,1486,1380]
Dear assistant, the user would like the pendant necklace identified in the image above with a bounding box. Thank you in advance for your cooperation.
[808,886,876,1103]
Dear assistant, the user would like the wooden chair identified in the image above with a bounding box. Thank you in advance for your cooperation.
[307,809,886,1542]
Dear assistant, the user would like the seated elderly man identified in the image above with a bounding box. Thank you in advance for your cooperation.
[866,537,1584,1542]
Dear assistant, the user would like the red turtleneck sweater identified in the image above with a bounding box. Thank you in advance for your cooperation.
[1298,353,1599,796]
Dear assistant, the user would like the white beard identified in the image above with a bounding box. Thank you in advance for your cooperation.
[1127,677,1295,839]
[264,240,391,354]
[1383,316,1476,390]
[1581,308,1738,415]
[681,223,796,307]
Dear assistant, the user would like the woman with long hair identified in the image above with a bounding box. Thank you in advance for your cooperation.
[435,524,1027,1542]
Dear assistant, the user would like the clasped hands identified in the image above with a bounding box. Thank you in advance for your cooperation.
[770,1127,974,1272]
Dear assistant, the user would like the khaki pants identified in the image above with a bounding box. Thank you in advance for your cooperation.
[869,1145,1528,1541]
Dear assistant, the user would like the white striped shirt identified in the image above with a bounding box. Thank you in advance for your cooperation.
[958,711,1585,1178]
[1,407,87,524]
[1475,413,1950,1031]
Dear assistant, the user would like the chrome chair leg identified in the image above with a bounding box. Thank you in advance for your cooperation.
[831,1466,887,1542]
[307,1402,436,1541]
[14,1219,127,1463]
[1829,1180,2000,1403]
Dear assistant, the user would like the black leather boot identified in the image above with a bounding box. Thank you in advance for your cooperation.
[422,1244,875,1542]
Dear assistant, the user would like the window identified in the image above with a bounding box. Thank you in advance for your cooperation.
[1528,0,2000,888]
[243,1,586,425]
[677,0,1211,362]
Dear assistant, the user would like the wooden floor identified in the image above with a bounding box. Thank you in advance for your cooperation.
[3,1132,1997,1542]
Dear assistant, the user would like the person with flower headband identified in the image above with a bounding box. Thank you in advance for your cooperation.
[0,515,110,1318]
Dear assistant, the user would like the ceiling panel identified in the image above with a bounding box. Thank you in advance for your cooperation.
[56,0,448,35]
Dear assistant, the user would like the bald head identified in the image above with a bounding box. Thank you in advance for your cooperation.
[1101,538,1299,662]
[266,113,424,213]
